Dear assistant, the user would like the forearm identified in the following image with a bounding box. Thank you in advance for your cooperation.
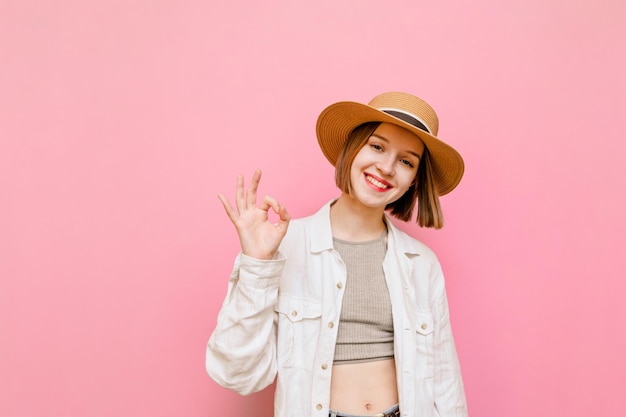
[433,292,467,416]
[206,253,284,395]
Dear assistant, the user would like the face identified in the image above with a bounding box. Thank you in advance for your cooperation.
[348,122,425,209]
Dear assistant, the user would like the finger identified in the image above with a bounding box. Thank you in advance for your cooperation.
[261,196,291,225]
[275,203,290,235]
[276,204,291,224]
[246,169,262,208]
[260,195,279,214]
[235,174,245,212]
[217,193,239,223]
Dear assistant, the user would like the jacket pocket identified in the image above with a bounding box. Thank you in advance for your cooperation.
[415,310,435,378]
[274,295,322,370]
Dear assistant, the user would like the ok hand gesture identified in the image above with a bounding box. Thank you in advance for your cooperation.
[218,169,290,260]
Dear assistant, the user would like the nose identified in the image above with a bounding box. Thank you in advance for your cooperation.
[376,155,395,177]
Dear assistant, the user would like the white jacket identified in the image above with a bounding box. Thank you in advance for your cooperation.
[206,201,467,417]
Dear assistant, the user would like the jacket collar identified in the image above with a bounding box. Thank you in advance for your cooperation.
[308,200,422,256]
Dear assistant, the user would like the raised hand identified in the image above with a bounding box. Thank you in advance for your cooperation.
[218,169,290,260]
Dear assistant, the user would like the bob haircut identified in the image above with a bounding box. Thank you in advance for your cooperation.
[334,122,444,229]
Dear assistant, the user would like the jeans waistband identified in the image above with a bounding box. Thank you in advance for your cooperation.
[329,404,400,417]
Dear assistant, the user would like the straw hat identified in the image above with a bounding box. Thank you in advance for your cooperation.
[316,92,464,196]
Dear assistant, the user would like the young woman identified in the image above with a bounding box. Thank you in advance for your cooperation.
[206,92,468,417]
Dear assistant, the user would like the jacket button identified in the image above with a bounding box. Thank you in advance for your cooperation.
[316,404,323,410]
[291,311,298,317]
[328,322,334,329]
[421,323,428,330]
[336,282,343,289]
[321,363,328,370]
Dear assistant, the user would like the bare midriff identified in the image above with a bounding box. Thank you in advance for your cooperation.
[329,358,398,415]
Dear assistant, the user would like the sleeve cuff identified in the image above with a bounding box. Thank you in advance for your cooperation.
[237,252,286,289]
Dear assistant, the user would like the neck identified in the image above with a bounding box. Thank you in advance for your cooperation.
[330,193,387,242]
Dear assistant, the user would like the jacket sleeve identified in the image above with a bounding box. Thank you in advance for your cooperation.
[431,263,468,417]
[205,253,285,395]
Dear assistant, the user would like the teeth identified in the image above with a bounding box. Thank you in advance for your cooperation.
[366,175,389,189]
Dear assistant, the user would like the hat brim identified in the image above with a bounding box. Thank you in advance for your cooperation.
[316,101,464,196]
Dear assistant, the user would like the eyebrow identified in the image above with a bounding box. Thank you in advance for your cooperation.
[369,134,422,160]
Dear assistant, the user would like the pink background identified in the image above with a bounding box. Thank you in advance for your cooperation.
[1,1,625,416]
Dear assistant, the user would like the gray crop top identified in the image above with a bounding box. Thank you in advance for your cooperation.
[332,231,394,364]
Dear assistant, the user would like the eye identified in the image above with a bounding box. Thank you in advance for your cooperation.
[400,158,415,168]
[369,143,383,152]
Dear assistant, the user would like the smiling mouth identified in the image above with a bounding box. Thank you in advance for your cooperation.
[365,174,392,190]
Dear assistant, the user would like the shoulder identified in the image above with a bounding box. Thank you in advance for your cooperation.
[284,201,332,238]
[283,213,314,239]
[386,220,448,298]
[386,219,438,261]
[280,202,333,253]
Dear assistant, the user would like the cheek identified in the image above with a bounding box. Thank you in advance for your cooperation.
[350,167,362,189]
[347,163,360,190]
[398,171,417,192]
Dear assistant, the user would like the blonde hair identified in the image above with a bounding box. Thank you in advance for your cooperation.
[334,122,444,228]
